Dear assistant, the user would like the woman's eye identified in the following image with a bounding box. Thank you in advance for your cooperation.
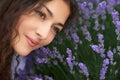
[52,26,60,34]
[34,9,46,20]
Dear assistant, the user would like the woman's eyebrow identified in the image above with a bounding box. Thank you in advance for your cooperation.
[43,5,64,28]
[42,5,53,17]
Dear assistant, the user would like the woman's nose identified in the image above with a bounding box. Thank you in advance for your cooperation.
[35,23,51,39]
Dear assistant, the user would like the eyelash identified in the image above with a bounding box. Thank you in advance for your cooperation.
[34,9,46,20]
[52,26,60,34]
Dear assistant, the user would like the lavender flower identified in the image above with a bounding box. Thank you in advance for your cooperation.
[117,0,120,4]
[111,10,119,24]
[116,21,120,28]
[66,48,75,74]
[53,60,58,65]
[71,33,80,43]
[79,2,90,19]
[107,50,113,59]
[106,4,114,14]
[107,0,116,6]
[81,25,92,41]
[115,21,120,40]
[35,56,48,64]
[91,44,100,53]
[107,50,114,64]
[52,47,64,62]
[100,67,108,80]
[101,14,106,20]
[98,33,104,44]
[102,58,109,67]
[78,62,89,78]
[92,13,98,19]
[113,48,117,54]
[90,33,105,58]
[66,48,72,55]
[101,25,105,30]
[96,1,106,15]
[66,57,73,71]
[88,2,93,10]
[100,58,109,80]
[34,77,43,80]
[115,22,120,33]
[93,19,99,31]
[34,47,49,64]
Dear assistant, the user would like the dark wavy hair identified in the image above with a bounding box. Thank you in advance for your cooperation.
[0,0,79,79]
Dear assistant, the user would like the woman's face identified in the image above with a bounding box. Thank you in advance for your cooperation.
[12,0,70,56]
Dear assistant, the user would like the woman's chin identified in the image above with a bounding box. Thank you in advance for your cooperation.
[15,50,31,56]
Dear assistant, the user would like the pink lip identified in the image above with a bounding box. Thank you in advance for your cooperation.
[25,35,38,47]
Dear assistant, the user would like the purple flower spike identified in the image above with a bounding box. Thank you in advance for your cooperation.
[81,26,92,41]
[91,45,100,53]
[103,58,109,66]
[98,33,104,43]
[116,21,120,28]
[107,50,114,65]
[66,48,76,74]
[117,0,120,4]
[96,1,106,15]
[71,33,80,43]
[66,48,72,55]
[34,77,43,80]
[101,25,105,30]
[107,50,113,59]
[78,62,89,78]
[100,58,109,80]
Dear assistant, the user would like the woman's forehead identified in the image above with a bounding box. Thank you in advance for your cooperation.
[42,0,70,24]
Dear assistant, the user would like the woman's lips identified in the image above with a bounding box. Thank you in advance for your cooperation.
[25,35,38,47]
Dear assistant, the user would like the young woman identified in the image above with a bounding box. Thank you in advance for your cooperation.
[0,0,79,79]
